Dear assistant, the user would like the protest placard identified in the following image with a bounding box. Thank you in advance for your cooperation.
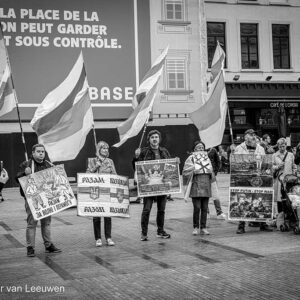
[135,158,181,197]
[18,164,76,220]
[77,173,130,217]
[228,154,274,222]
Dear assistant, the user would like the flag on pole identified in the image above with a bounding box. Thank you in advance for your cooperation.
[113,46,169,147]
[31,52,94,162]
[210,41,225,82]
[0,30,16,117]
[113,83,157,148]
[189,46,228,148]
[132,46,168,109]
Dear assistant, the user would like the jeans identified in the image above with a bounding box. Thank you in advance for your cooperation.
[25,200,52,248]
[93,217,111,240]
[141,196,167,235]
[192,197,209,229]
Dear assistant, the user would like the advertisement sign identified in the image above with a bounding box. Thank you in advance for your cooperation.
[77,173,130,217]
[229,154,274,222]
[0,0,150,120]
[18,164,76,220]
[135,158,181,197]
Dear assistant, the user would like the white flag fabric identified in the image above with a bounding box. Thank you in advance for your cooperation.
[132,46,168,109]
[189,41,228,148]
[113,46,168,147]
[0,31,16,117]
[31,52,94,162]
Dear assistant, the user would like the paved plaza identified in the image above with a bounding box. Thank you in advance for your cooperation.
[0,174,300,300]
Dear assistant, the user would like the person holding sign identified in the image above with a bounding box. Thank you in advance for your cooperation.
[16,144,61,257]
[87,141,116,247]
[234,129,272,234]
[183,141,214,235]
[133,130,172,241]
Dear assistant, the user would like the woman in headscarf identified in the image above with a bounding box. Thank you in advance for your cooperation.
[183,141,214,235]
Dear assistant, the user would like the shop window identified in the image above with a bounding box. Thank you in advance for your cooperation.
[257,109,277,125]
[272,24,290,69]
[233,108,246,125]
[207,22,227,68]
[240,23,259,69]
[287,108,300,125]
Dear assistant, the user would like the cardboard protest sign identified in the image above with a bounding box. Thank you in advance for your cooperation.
[18,164,76,220]
[135,158,181,197]
[228,154,274,222]
[77,173,130,217]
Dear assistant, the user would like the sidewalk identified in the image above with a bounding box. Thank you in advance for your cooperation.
[1,174,300,300]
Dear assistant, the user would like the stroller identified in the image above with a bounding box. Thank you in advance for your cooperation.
[278,174,300,234]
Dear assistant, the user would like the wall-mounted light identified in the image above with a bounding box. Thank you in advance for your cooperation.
[287,116,292,126]
[266,76,272,81]
[233,75,240,81]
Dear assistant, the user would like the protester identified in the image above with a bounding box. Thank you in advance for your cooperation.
[218,145,229,173]
[16,144,61,257]
[234,129,272,234]
[272,138,296,215]
[133,129,172,241]
[207,147,226,219]
[183,141,214,235]
[0,167,9,202]
[260,134,275,154]
[87,141,116,247]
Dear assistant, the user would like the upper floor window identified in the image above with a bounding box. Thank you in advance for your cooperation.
[207,22,226,68]
[272,24,290,69]
[240,23,259,69]
[166,59,186,89]
[165,0,184,21]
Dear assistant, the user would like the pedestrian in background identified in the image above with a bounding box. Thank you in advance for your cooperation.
[133,130,172,241]
[87,141,116,247]
[260,134,275,154]
[0,164,9,202]
[16,144,61,257]
[272,138,296,216]
[183,141,214,235]
[207,147,226,220]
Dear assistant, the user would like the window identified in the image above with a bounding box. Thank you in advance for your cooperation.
[272,24,290,69]
[166,59,186,89]
[233,109,246,125]
[165,0,183,21]
[240,23,259,69]
[207,22,226,68]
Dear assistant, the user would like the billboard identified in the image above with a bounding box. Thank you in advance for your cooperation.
[0,0,150,121]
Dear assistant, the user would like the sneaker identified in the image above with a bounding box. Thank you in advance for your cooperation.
[192,228,199,235]
[106,238,115,246]
[236,228,245,234]
[27,246,35,257]
[200,228,210,235]
[217,213,226,220]
[140,234,148,241]
[96,239,102,247]
[157,231,171,239]
[45,243,62,253]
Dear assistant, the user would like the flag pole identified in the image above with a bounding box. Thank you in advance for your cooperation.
[0,23,28,160]
[226,103,234,145]
[138,111,151,149]
[92,124,98,152]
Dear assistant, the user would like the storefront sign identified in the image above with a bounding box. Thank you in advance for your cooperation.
[270,102,298,108]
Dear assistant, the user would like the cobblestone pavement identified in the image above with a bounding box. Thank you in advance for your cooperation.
[1,174,300,300]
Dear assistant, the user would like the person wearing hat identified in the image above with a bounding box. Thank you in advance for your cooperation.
[133,129,172,241]
[87,141,116,247]
[234,129,272,233]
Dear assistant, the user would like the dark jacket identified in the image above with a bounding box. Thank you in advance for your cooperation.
[16,158,53,197]
[207,148,220,175]
[295,146,300,165]
[132,146,171,169]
